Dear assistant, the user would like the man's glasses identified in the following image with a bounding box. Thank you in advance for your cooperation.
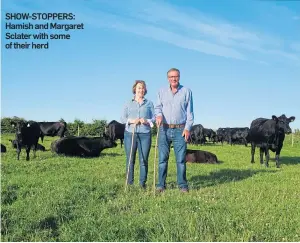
[168,76,179,79]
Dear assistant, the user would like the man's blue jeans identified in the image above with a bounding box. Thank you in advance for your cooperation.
[157,126,188,190]
[124,131,152,187]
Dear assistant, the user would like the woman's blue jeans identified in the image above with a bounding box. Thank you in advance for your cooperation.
[124,131,152,187]
[157,126,188,190]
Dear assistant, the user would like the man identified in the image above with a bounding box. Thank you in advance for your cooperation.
[155,68,194,193]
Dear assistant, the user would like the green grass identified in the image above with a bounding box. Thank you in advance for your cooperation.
[1,134,300,241]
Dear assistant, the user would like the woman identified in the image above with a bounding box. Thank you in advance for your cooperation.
[121,80,155,189]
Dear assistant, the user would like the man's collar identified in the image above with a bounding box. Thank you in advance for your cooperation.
[169,83,182,91]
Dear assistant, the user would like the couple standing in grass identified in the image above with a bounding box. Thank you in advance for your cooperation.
[121,68,194,193]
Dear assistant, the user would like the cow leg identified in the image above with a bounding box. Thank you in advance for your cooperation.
[265,149,270,167]
[25,146,31,161]
[16,143,21,160]
[33,142,38,158]
[275,153,280,168]
[259,147,264,166]
[276,143,283,168]
[120,139,124,148]
[251,142,255,163]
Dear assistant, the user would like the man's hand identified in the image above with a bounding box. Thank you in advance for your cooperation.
[156,116,162,127]
[130,118,140,125]
[139,118,148,124]
[182,129,190,142]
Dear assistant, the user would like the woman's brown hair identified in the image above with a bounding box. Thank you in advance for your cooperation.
[132,80,147,95]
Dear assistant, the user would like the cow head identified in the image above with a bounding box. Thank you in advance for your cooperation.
[102,133,118,148]
[11,120,28,139]
[205,152,218,163]
[272,114,295,134]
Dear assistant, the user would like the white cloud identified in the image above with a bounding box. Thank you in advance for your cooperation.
[87,0,300,65]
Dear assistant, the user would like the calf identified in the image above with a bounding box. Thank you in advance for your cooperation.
[105,120,125,148]
[1,144,7,153]
[9,139,46,151]
[51,135,117,157]
[186,149,218,164]
[249,114,295,168]
[11,120,41,161]
[38,122,67,143]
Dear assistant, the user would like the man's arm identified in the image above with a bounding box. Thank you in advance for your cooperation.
[154,91,162,118]
[154,91,163,126]
[185,89,194,131]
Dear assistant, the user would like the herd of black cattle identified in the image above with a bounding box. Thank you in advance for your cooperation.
[0,114,295,168]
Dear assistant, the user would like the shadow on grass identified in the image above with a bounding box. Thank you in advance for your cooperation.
[187,168,277,190]
[50,151,122,159]
[269,156,300,166]
[186,160,224,165]
[100,152,122,157]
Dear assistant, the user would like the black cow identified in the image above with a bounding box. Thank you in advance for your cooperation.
[186,149,218,164]
[1,144,7,153]
[105,120,125,148]
[189,124,205,145]
[51,135,117,157]
[203,128,217,143]
[249,114,295,168]
[227,127,250,146]
[11,120,41,161]
[216,128,230,145]
[38,122,67,143]
[9,139,46,151]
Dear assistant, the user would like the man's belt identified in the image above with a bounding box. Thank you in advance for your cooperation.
[163,124,185,129]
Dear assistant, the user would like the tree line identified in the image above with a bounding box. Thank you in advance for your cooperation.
[1,117,107,136]
[1,117,159,136]
[2,116,298,136]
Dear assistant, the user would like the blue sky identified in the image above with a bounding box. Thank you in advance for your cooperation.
[1,0,300,130]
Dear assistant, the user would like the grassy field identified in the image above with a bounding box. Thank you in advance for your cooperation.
[1,133,300,242]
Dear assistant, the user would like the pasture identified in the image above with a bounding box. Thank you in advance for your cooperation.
[1,133,300,242]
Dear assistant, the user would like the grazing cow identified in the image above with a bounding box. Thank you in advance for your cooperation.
[186,149,218,164]
[203,128,217,143]
[51,135,117,157]
[11,120,41,161]
[216,128,230,145]
[38,122,67,143]
[227,127,250,146]
[249,114,295,168]
[1,144,7,153]
[9,139,46,151]
[189,124,205,145]
[105,120,125,148]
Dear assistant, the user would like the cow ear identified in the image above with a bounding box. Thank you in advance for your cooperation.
[272,115,278,122]
[289,116,295,122]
